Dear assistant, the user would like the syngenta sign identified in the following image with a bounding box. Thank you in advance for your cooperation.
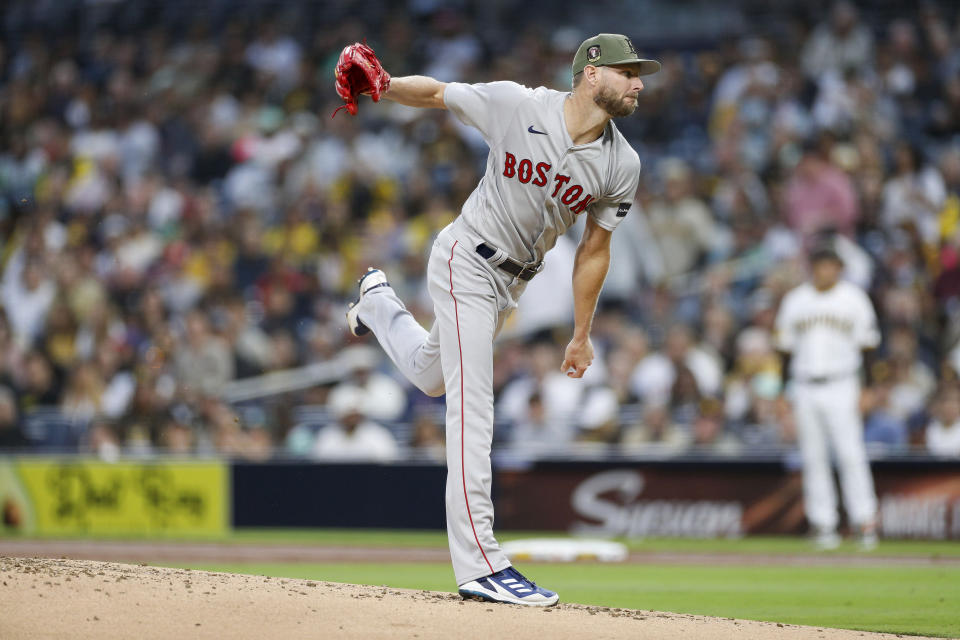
[570,470,743,538]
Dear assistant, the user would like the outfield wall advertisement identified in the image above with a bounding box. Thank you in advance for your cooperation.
[0,458,228,536]
[2,457,958,538]
[496,461,960,539]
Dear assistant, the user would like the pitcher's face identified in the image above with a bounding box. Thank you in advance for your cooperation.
[593,65,645,118]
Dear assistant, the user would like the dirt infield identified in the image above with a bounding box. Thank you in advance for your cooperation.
[2,538,957,567]
[0,557,912,639]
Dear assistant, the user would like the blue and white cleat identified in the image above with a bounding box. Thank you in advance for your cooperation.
[346,268,390,337]
[458,566,559,607]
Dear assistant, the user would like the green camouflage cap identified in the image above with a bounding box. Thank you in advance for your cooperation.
[572,33,661,77]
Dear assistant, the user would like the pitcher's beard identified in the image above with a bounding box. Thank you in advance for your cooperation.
[594,86,637,118]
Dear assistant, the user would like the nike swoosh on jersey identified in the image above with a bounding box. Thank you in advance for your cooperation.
[527,125,548,135]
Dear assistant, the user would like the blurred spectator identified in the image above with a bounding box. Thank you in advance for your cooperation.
[1,252,55,349]
[507,392,569,457]
[926,384,960,456]
[15,351,61,414]
[783,143,859,239]
[0,309,20,389]
[157,411,197,456]
[646,159,719,280]
[577,386,622,445]
[284,417,317,457]
[950,341,960,380]
[665,324,723,398]
[621,403,690,453]
[691,399,741,455]
[86,419,121,462]
[881,143,946,243]
[421,11,482,82]
[860,377,909,450]
[670,365,703,427]
[929,76,960,137]
[725,326,782,428]
[882,325,937,423]
[833,233,874,291]
[204,399,271,460]
[174,309,234,397]
[498,340,583,438]
[628,328,675,405]
[245,22,302,91]
[331,345,406,422]
[311,386,398,462]
[95,340,135,419]
[221,296,272,378]
[0,387,28,449]
[409,411,445,462]
[711,37,781,170]
[701,303,737,370]
[801,1,874,79]
[61,360,106,420]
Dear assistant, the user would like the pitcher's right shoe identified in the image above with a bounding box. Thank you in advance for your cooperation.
[346,268,390,337]
[458,566,559,607]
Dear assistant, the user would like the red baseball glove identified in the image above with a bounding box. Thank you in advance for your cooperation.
[333,42,391,117]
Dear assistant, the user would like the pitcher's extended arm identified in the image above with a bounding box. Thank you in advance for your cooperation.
[384,76,448,110]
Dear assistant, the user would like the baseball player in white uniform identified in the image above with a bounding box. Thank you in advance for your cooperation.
[775,240,880,550]
[343,34,659,605]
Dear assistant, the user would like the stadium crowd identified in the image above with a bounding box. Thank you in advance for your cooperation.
[1,0,960,460]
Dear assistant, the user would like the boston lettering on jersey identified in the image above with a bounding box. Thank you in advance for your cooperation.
[502,151,595,214]
[793,314,855,335]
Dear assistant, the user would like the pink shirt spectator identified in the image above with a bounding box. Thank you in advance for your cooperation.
[784,155,860,239]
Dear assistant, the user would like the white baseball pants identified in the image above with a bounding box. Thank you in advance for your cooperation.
[356,220,520,585]
[791,376,877,531]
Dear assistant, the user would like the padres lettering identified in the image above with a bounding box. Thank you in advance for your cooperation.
[793,314,855,335]
[502,151,595,214]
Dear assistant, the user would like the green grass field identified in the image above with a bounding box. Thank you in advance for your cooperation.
[160,560,959,638]
[149,529,960,638]
[225,527,960,557]
[11,525,960,558]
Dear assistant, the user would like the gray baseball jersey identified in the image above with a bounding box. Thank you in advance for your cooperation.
[444,81,641,263]
[356,79,644,588]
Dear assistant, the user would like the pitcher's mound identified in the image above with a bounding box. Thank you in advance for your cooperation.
[0,557,902,639]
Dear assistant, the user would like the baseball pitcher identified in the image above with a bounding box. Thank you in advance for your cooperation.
[334,35,659,605]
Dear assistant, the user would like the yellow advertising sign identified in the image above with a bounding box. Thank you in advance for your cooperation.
[0,458,228,536]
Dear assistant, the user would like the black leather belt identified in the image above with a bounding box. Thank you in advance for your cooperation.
[476,243,543,281]
[799,373,853,385]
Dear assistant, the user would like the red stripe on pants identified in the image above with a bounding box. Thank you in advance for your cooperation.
[448,240,493,575]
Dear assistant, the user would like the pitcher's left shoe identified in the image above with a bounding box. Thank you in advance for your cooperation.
[346,268,389,337]
[458,566,559,607]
